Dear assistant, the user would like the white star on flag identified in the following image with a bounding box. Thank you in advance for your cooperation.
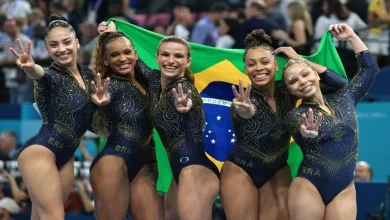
[206,135,208,138]
[228,129,231,133]
[216,115,221,120]
[208,130,212,134]
[211,139,216,144]
[233,134,235,137]
[231,138,235,143]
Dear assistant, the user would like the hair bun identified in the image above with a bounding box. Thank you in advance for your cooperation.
[48,14,67,23]
[244,29,272,48]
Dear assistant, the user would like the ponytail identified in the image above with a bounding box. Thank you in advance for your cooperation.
[184,67,194,84]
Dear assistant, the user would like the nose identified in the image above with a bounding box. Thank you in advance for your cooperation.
[167,55,175,64]
[298,77,307,85]
[255,63,264,71]
[119,53,126,61]
[58,43,66,52]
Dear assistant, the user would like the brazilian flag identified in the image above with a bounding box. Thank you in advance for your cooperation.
[98,18,347,192]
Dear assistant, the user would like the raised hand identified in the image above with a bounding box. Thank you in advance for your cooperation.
[232,78,255,119]
[9,39,35,70]
[97,21,117,35]
[328,23,356,41]
[274,46,301,60]
[300,108,323,138]
[91,73,111,106]
[172,83,192,113]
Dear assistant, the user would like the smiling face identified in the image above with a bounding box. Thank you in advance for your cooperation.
[156,41,191,82]
[283,62,321,100]
[244,47,278,88]
[45,27,79,67]
[103,37,138,76]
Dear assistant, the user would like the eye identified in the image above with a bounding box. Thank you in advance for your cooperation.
[124,49,133,55]
[246,63,255,67]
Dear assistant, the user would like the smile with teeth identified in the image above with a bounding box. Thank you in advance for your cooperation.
[118,63,131,69]
[253,73,267,80]
[59,53,70,59]
[164,66,177,72]
[300,84,313,93]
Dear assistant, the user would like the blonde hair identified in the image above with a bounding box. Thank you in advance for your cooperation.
[288,1,313,36]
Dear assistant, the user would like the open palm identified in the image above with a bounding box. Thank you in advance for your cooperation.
[232,78,253,114]
[9,39,35,70]
[300,108,323,138]
[91,73,111,106]
[172,83,192,113]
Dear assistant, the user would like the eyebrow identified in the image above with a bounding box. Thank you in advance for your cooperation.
[300,68,309,73]
[48,37,71,43]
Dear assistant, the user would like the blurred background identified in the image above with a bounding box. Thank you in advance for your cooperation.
[0,0,389,219]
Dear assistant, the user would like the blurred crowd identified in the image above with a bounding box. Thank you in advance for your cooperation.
[0,0,389,104]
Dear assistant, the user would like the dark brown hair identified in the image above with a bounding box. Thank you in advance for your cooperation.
[243,29,275,62]
[45,14,75,41]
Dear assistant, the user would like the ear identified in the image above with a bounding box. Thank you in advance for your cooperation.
[76,38,80,49]
[103,55,108,66]
[134,49,139,61]
[186,57,192,68]
[275,60,279,71]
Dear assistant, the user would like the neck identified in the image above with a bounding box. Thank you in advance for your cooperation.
[253,81,275,99]
[161,77,171,90]
[161,73,184,90]
[64,62,78,75]
[128,70,136,82]
[309,90,325,106]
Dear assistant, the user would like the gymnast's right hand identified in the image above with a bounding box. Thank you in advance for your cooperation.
[91,73,111,106]
[232,78,255,119]
[9,39,35,70]
[300,108,322,138]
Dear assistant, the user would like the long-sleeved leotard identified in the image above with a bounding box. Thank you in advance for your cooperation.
[283,51,379,204]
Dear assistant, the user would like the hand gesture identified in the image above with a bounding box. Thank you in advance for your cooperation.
[329,23,356,41]
[232,79,255,118]
[0,170,11,179]
[274,46,301,60]
[300,108,322,138]
[91,73,111,106]
[97,21,117,35]
[172,83,192,113]
[9,39,35,70]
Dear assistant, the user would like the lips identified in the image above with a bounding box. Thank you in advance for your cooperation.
[300,84,313,93]
[163,65,177,73]
[58,53,70,60]
[252,73,268,82]
[117,63,131,70]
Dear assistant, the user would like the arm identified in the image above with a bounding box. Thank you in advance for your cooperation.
[2,171,29,203]
[274,46,347,93]
[79,141,94,162]
[74,180,94,213]
[329,24,380,103]
[284,20,308,47]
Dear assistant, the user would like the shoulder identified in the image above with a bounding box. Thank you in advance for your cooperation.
[292,20,305,29]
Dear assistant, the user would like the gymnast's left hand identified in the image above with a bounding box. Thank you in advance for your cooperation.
[172,83,192,113]
[91,73,111,106]
[300,108,322,138]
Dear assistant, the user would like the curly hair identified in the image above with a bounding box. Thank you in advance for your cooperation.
[243,29,275,61]
[91,31,135,79]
